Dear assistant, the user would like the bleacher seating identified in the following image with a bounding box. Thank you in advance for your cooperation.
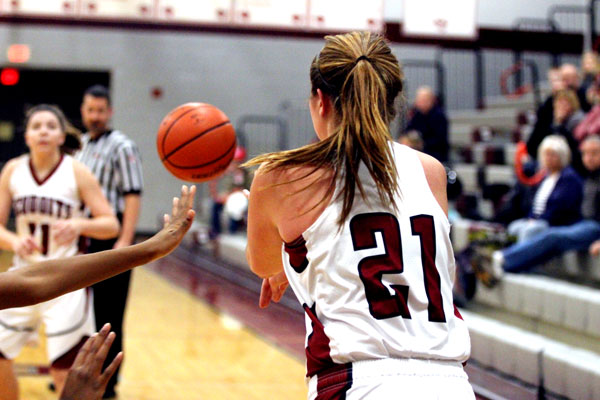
[464,310,600,399]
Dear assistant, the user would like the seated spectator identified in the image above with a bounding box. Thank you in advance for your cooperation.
[561,63,591,112]
[506,135,583,242]
[473,135,600,288]
[404,86,449,163]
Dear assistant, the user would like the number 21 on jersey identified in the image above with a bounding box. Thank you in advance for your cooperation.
[350,212,446,323]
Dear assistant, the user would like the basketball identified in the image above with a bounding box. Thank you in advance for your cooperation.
[156,103,237,182]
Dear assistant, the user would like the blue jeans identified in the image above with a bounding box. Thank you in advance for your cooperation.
[502,219,600,273]
[507,218,549,242]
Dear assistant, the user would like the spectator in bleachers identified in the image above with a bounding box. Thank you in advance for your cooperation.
[581,51,599,94]
[551,89,586,174]
[527,67,564,159]
[560,63,591,112]
[473,135,600,288]
[527,89,585,175]
[506,135,583,242]
[404,86,449,163]
[574,74,600,144]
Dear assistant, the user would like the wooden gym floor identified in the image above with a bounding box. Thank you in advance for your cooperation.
[2,249,308,400]
[3,243,529,400]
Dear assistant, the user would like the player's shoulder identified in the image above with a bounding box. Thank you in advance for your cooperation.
[1,155,27,175]
[71,157,95,179]
[414,150,446,189]
[0,156,27,189]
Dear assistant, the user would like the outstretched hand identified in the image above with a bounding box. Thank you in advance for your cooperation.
[59,323,122,400]
[154,185,197,257]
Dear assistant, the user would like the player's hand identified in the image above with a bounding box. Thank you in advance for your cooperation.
[259,271,289,308]
[12,236,41,257]
[52,220,82,246]
[155,185,196,257]
[589,240,600,256]
[59,323,123,400]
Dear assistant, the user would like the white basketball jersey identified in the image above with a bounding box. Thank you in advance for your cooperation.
[282,143,470,377]
[9,155,82,269]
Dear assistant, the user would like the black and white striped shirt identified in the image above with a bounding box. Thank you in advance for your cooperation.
[76,130,143,215]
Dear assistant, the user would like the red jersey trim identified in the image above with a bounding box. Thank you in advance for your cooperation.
[29,154,65,186]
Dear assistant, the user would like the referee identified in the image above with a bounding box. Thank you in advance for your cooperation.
[77,85,143,399]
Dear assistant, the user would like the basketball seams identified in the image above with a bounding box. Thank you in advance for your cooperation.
[159,104,214,159]
[164,134,236,169]
[162,120,232,162]
[157,103,237,182]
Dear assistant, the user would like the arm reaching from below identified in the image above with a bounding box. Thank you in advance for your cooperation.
[0,185,196,310]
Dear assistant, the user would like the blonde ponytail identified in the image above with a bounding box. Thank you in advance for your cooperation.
[244,31,404,226]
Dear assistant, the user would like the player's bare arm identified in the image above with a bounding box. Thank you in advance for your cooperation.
[416,151,449,217]
[0,159,37,255]
[0,185,195,310]
[61,159,120,241]
[246,165,286,279]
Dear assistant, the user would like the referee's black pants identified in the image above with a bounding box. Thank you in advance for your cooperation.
[88,237,131,394]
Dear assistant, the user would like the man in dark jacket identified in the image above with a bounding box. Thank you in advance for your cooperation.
[405,86,449,163]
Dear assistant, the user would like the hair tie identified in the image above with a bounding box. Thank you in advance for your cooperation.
[355,55,371,64]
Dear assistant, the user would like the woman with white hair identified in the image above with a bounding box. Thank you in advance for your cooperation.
[507,135,583,242]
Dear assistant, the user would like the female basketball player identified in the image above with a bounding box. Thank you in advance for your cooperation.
[0,185,195,400]
[245,32,474,399]
[0,184,194,399]
[0,104,120,399]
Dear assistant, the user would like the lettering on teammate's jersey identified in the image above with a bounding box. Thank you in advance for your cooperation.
[13,196,72,219]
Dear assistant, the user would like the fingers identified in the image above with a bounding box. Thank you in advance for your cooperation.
[15,237,41,256]
[99,352,123,386]
[52,222,77,245]
[169,185,196,226]
[73,323,111,368]
[272,282,289,303]
[187,185,196,211]
[163,213,170,229]
[172,196,179,219]
[71,332,95,368]
[95,332,117,372]
[258,279,272,308]
[178,185,195,215]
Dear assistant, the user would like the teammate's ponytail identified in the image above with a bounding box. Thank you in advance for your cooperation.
[244,31,404,226]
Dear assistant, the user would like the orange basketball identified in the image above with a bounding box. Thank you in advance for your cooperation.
[156,103,236,182]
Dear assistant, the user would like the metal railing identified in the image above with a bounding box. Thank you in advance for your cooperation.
[235,114,288,158]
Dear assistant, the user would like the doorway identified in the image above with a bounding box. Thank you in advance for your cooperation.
[0,67,110,165]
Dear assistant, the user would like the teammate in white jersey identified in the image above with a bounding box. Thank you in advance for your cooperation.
[0,105,119,399]
[245,32,474,399]
[0,184,196,400]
